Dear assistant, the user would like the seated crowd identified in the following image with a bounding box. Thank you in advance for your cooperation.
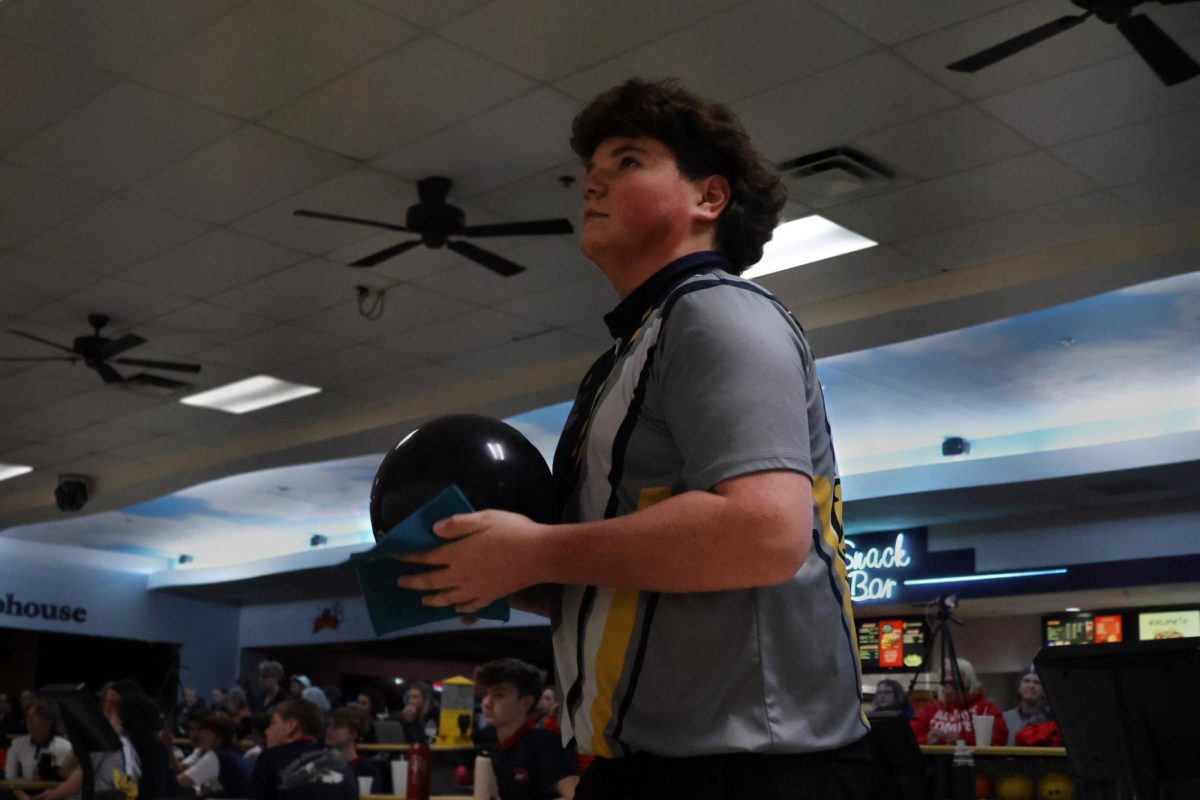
[2,657,577,800]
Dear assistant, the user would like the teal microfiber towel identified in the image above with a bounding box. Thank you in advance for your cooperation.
[350,485,510,635]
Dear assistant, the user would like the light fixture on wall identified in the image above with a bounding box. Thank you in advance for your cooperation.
[942,436,969,457]
[310,534,328,547]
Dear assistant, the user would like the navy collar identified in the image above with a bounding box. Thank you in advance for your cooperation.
[602,251,730,341]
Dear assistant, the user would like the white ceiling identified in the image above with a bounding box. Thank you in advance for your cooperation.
[2,0,1200,534]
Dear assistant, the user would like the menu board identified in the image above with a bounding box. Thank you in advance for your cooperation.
[1045,615,1094,646]
[857,618,926,672]
[1138,610,1200,641]
[1093,614,1123,644]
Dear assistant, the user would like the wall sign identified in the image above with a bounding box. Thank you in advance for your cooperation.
[2,592,88,624]
[843,532,914,602]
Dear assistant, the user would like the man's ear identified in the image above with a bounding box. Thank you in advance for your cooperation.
[520,695,535,715]
[693,174,731,222]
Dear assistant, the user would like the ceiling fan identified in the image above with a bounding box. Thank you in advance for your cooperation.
[294,175,574,276]
[947,0,1200,86]
[3,314,201,391]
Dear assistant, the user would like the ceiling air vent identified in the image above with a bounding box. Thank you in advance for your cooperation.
[778,147,895,207]
[1087,478,1169,496]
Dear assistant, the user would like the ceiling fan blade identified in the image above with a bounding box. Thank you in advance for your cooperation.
[446,240,526,277]
[112,357,202,374]
[94,362,125,384]
[1117,14,1200,86]
[947,13,1092,72]
[462,218,575,237]
[0,356,80,363]
[349,239,422,267]
[6,329,77,354]
[98,333,146,359]
[293,209,410,233]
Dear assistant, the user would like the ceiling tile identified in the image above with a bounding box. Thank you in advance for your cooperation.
[1115,167,1200,221]
[464,161,585,227]
[19,197,211,274]
[337,361,471,405]
[208,258,393,322]
[440,0,744,82]
[42,422,154,455]
[810,0,1018,45]
[358,0,487,27]
[1051,108,1200,186]
[107,401,216,435]
[0,440,87,470]
[274,343,420,389]
[0,162,105,248]
[495,275,615,328]
[896,192,1145,271]
[38,384,168,425]
[730,52,961,162]
[760,246,939,308]
[107,434,193,466]
[262,36,535,159]
[821,151,1096,242]
[0,38,114,154]
[25,278,194,332]
[373,309,549,362]
[0,371,93,410]
[7,82,242,191]
[0,407,95,442]
[555,0,876,104]
[373,89,581,196]
[293,286,475,342]
[246,387,378,428]
[853,105,1037,180]
[0,253,100,317]
[412,237,594,306]
[125,125,354,224]
[978,37,1200,146]
[135,0,418,118]
[0,0,246,75]
[446,329,599,377]
[168,413,292,446]
[196,323,352,371]
[129,302,276,357]
[233,167,419,255]
[117,228,306,299]
[565,317,612,348]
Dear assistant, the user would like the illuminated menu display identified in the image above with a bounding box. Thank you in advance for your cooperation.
[1138,610,1200,641]
[1045,615,1094,646]
[857,618,926,672]
[1094,614,1123,644]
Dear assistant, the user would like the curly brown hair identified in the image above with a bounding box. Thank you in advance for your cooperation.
[571,78,786,273]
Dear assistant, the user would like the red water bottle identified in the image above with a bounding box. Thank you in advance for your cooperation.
[406,742,431,800]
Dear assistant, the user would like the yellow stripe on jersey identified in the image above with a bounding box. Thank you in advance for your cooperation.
[587,588,639,757]
[813,474,869,726]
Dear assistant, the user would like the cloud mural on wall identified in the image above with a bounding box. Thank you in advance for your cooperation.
[2,272,1197,567]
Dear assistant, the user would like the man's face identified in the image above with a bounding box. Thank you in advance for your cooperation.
[101,689,120,718]
[260,672,278,692]
[184,689,197,706]
[26,708,51,740]
[537,688,557,715]
[189,720,204,746]
[194,728,219,752]
[19,691,35,711]
[356,694,372,715]
[265,713,295,748]
[324,722,354,748]
[874,684,896,707]
[580,136,710,268]
[1018,673,1044,702]
[481,683,531,731]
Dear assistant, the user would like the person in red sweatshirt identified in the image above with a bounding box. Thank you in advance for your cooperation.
[910,658,1007,746]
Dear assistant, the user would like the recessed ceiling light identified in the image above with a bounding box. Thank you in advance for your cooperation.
[742,215,876,280]
[0,464,33,483]
[180,375,320,414]
[1065,607,1081,612]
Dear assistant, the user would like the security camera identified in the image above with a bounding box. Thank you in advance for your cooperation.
[55,475,91,512]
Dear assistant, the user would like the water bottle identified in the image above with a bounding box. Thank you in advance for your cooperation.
[951,739,976,800]
[406,741,432,800]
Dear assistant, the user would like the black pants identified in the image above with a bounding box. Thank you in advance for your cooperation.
[575,737,871,800]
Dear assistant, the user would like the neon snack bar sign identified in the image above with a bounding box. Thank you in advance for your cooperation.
[843,533,912,602]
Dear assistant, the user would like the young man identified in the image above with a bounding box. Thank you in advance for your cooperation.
[476,659,576,800]
[249,699,355,800]
[177,715,251,798]
[324,708,381,794]
[1002,666,1046,745]
[399,78,868,799]
[6,701,71,780]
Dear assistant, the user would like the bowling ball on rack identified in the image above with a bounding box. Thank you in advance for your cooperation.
[370,414,560,539]
[995,771,1035,800]
[1036,772,1073,800]
[976,770,994,799]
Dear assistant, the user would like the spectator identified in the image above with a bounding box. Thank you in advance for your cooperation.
[354,690,387,721]
[397,683,435,743]
[871,679,914,721]
[535,686,561,734]
[300,688,331,722]
[324,708,381,794]
[118,693,184,800]
[175,687,208,736]
[255,662,291,714]
[237,714,272,769]
[177,715,251,798]
[6,701,72,780]
[910,659,1007,746]
[322,686,343,712]
[288,677,311,699]
[225,687,251,726]
[476,659,577,800]
[1002,666,1047,745]
[248,699,355,800]
[211,689,228,710]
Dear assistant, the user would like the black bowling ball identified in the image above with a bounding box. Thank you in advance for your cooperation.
[370,414,560,540]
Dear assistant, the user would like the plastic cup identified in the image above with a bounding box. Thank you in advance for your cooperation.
[358,776,374,795]
[972,714,994,746]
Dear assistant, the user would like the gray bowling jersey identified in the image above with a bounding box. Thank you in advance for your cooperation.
[553,253,868,758]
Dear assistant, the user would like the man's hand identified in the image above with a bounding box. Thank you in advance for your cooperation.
[396,510,546,613]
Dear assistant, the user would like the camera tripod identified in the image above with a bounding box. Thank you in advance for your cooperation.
[907,593,967,701]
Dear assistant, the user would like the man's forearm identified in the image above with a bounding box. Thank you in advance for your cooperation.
[532,472,811,592]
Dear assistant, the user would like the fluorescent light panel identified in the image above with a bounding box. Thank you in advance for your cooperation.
[742,215,876,280]
[0,464,33,482]
[181,375,321,414]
